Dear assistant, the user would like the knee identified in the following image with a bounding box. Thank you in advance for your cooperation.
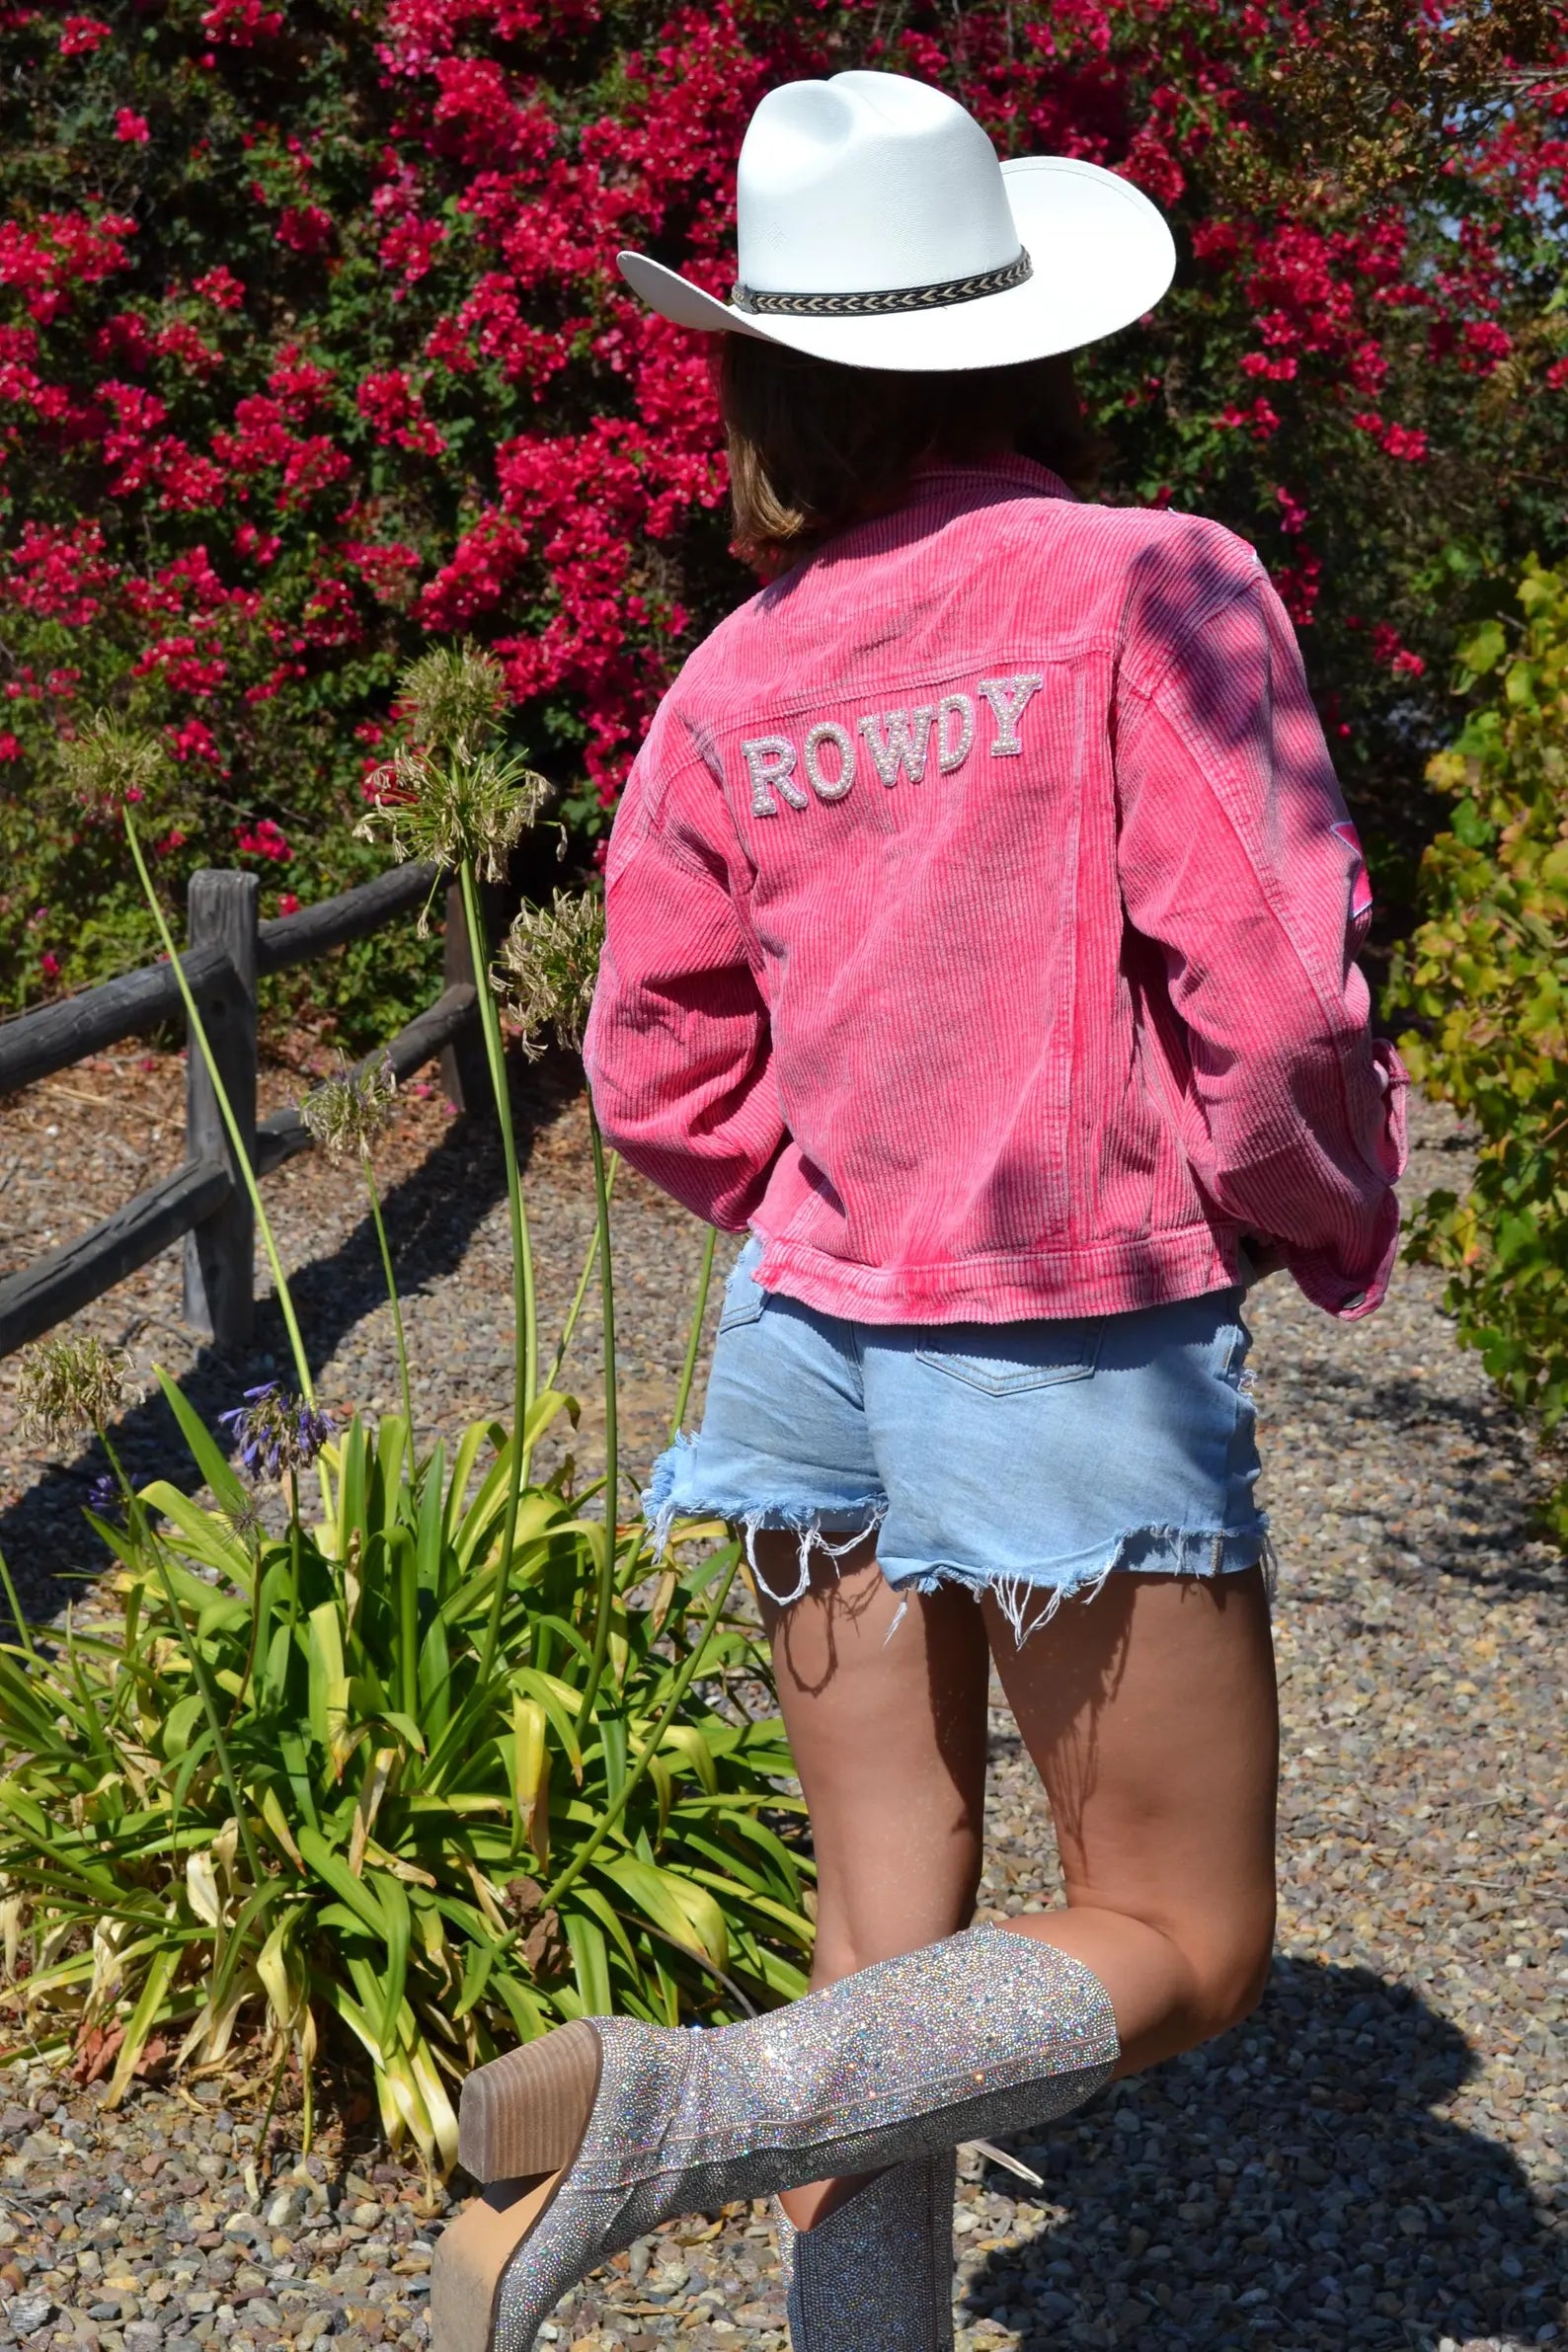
[1179,1926,1273,2048]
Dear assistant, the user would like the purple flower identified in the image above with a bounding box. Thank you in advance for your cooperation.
[87,1472,119,1519]
[219,1381,336,1483]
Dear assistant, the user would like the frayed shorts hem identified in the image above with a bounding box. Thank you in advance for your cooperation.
[644,1436,1270,1634]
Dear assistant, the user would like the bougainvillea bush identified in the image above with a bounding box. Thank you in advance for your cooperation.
[1,0,1564,1032]
[1394,560,1568,1543]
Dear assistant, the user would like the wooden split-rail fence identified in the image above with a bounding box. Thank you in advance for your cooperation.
[0,865,495,1360]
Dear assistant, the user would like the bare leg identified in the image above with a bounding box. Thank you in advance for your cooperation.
[756,1542,1278,2223]
[752,1534,991,2230]
[985,1565,1279,2074]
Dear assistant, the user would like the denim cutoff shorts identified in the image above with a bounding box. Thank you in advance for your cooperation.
[646,1237,1269,1639]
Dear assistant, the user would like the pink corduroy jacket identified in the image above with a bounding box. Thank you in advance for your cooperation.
[584,456,1408,1325]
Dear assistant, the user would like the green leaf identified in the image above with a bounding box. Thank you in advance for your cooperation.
[153,1368,251,1521]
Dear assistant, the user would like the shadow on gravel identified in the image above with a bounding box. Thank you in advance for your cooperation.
[972,1955,1558,2351]
[0,1060,575,1623]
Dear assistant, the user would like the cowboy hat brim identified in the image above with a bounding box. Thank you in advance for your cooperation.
[617,157,1175,371]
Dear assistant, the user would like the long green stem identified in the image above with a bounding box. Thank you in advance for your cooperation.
[534,1546,742,1917]
[0,1539,37,1662]
[576,1105,619,1729]
[101,1431,265,1886]
[546,1155,619,1392]
[670,1224,718,1439]
[362,1159,415,1443]
[467,861,536,1685]
[123,810,313,1405]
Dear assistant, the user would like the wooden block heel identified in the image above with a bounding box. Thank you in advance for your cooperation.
[457,2017,603,2185]
[431,2022,604,2352]
[431,2175,560,2352]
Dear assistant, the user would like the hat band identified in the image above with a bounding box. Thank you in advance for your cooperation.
[732,247,1032,319]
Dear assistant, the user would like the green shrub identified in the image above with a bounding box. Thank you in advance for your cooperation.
[1394,558,1568,1540]
[0,1392,807,2170]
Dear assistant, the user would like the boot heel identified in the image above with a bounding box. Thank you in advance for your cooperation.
[431,2175,560,2352]
[457,2017,602,2183]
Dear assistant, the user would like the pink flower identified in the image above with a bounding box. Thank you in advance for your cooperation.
[114,110,150,143]
[276,891,300,916]
[193,264,245,311]
[168,718,219,762]
[277,205,334,258]
[39,951,61,980]
[235,817,293,863]
[59,15,111,54]
[200,0,282,40]
[0,733,22,761]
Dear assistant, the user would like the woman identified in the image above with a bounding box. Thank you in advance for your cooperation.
[431,68,1406,2352]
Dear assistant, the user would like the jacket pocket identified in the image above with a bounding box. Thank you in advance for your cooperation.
[915,1318,1104,1395]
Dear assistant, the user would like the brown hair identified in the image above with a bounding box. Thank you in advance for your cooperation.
[718,334,1108,571]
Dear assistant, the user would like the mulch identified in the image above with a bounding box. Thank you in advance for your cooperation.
[0,1057,1560,2352]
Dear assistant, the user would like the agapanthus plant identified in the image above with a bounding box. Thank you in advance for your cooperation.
[356,644,552,895]
[218,1382,336,1485]
[498,888,605,1061]
[16,1334,131,1448]
[300,1055,413,1434]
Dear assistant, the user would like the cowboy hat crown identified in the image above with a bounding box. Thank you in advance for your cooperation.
[737,72,1021,299]
[618,68,1176,373]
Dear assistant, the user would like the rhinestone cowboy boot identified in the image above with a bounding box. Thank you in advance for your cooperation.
[431,1924,1117,2352]
[774,2152,958,2352]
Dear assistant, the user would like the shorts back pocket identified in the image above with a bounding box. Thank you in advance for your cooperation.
[915,1318,1103,1396]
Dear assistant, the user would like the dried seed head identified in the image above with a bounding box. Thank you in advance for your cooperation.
[356,743,552,890]
[497,889,605,1059]
[218,1382,336,1483]
[355,646,552,892]
[396,643,509,765]
[17,1336,132,1445]
[300,1053,397,1166]
[56,712,168,813]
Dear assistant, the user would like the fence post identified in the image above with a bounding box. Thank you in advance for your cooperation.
[439,877,494,1119]
[184,870,259,1350]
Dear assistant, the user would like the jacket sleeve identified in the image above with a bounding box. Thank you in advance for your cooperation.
[1113,551,1408,1319]
[583,715,784,1232]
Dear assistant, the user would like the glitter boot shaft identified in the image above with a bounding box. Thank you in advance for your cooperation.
[775,2154,958,2352]
[431,1924,1117,2352]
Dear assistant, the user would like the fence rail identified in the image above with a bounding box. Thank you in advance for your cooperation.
[0,863,493,1360]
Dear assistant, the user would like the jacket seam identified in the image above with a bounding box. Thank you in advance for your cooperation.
[1129,663,1391,1192]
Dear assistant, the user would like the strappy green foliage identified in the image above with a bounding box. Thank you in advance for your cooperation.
[0,1392,810,2171]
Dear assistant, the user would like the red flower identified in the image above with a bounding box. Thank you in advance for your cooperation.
[39,950,61,980]
[277,205,335,257]
[276,891,300,915]
[114,109,150,143]
[200,0,282,40]
[235,817,293,863]
[168,719,219,762]
[59,16,111,54]
[193,265,245,311]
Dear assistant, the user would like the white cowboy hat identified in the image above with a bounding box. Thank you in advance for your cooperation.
[617,69,1176,372]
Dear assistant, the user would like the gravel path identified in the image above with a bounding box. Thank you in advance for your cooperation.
[0,1060,1561,2352]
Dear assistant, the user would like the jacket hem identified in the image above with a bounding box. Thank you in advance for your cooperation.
[748,1225,1239,1326]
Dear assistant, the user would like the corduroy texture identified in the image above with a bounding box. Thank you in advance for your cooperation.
[584,455,1407,1327]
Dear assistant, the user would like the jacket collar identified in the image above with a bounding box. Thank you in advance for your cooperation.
[907,452,1077,504]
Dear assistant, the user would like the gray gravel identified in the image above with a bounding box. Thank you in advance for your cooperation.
[0,1060,1561,2352]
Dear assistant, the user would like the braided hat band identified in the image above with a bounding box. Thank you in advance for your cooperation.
[732,246,1032,319]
